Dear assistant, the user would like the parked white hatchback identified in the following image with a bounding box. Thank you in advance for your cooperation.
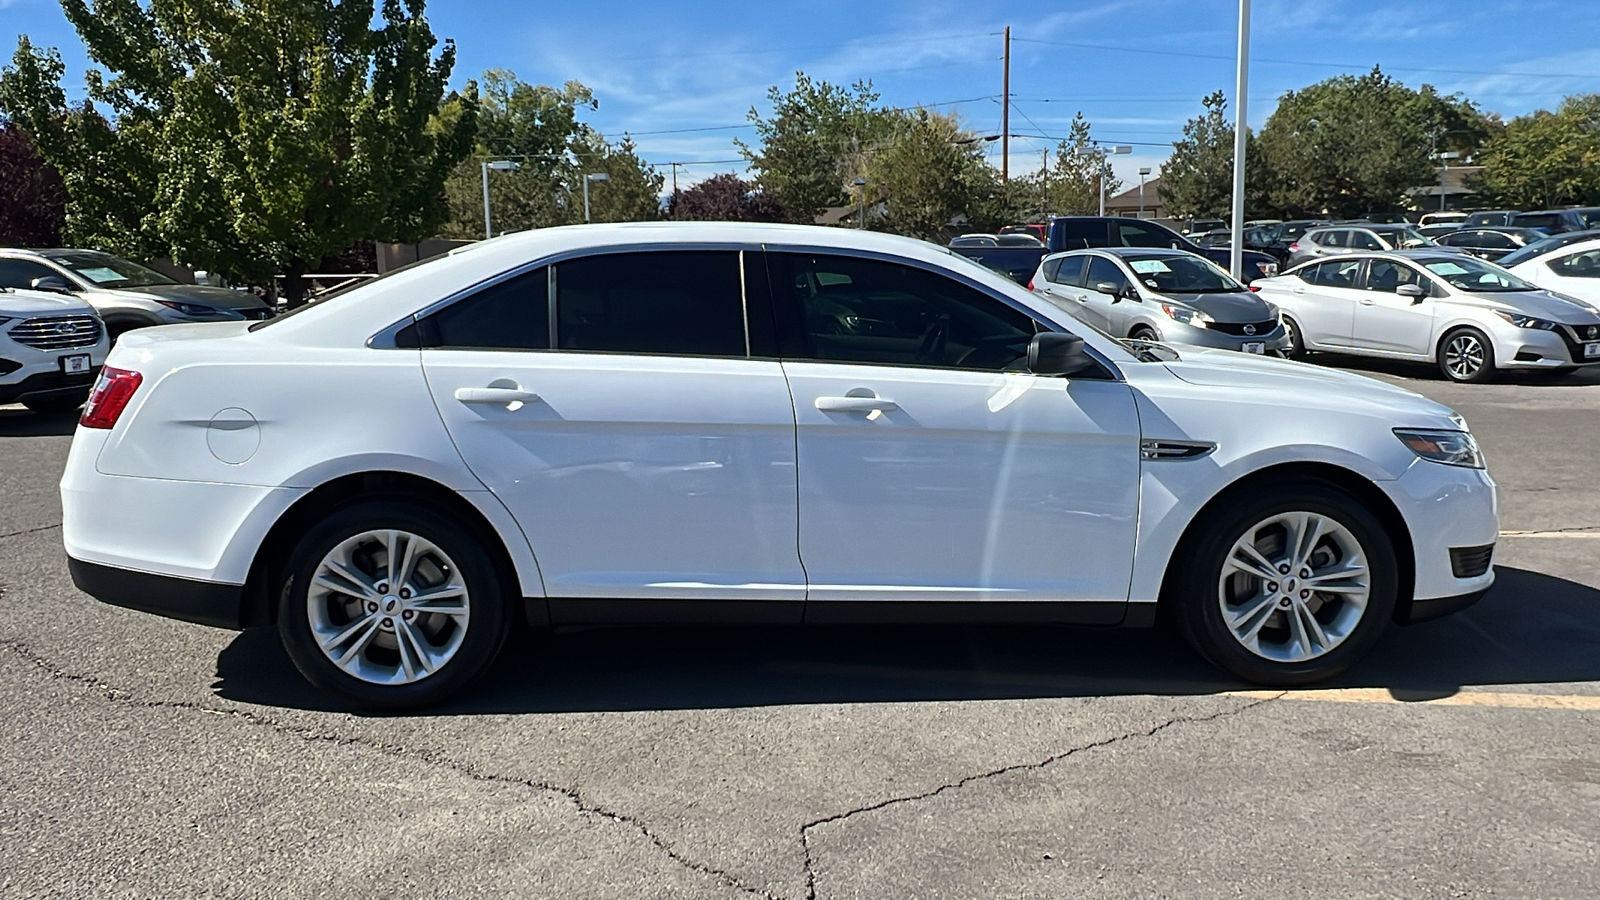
[1255,250,1600,382]
[64,223,1498,709]
[1,286,108,413]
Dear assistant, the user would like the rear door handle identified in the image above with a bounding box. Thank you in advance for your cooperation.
[1292,288,1307,294]
[815,395,899,413]
[455,386,540,404]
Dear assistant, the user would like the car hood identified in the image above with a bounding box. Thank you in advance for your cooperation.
[0,288,98,319]
[1460,289,1600,323]
[1155,348,1457,423]
[1148,290,1274,323]
[123,284,271,311]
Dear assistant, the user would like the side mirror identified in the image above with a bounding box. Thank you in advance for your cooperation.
[1094,280,1124,302]
[1028,332,1095,377]
[1397,283,1426,302]
[30,275,75,294]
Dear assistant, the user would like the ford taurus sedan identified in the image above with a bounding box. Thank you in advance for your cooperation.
[1255,251,1600,382]
[63,223,1498,709]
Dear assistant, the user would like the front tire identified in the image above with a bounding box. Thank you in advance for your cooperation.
[277,500,511,710]
[1168,480,1398,685]
[1281,315,1307,359]
[1439,327,1496,383]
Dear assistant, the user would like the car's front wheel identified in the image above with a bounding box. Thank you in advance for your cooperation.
[1169,481,1398,685]
[1281,315,1307,359]
[1439,327,1496,383]
[277,500,511,710]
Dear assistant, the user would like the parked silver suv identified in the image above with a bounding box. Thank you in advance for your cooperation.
[0,248,273,341]
[0,286,109,413]
[1285,224,1450,267]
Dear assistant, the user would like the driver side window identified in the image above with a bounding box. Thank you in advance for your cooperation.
[1116,222,1177,248]
[765,253,1040,371]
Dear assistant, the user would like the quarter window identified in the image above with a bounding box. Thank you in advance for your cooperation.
[1319,231,1347,248]
[554,251,747,357]
[421,266,551,350]
[1306,259,1364,289]
[1051,255,1088,286]
[765,253,1039,371]
[1551,249,1600,279]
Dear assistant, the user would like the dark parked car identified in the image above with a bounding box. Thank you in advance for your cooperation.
[950,216,1282,285]
[1435,227,1546,261]
[1462,210,1520,228]
[1495,229,1600,270]
[1510,208,1600,235]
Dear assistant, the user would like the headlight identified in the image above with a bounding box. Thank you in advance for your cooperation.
[1394,428,1485,468]
[1491,310,1558,330]
[155,300,217,316]
[1160,304,1214,328]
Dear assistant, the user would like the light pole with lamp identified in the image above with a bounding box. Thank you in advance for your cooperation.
[1074,144,1132,216]
[1437,151,1461,212]
[1228,0,1251,281]
[583,172,610,224]
[852,177,867,229]
[481,159,521,239]
[1138,167,1152,218]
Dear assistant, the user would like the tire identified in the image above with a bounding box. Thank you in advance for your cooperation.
[1168,479,1398,685]
[22,391,89,415]
[277,500,511,710]
[1438,327,1496,383]
[1281,315,1307,359]
[1129,326,1159,342]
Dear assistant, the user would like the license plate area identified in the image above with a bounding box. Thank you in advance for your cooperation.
[59,354,92,374]
[1584,343,1600,360]
[1241,342,1266,355]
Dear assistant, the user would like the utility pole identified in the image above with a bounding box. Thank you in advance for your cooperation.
[1041,148,1049,216]
[1001,26,1011,183]
[1229,0,1251,281]
[671,162,679,196]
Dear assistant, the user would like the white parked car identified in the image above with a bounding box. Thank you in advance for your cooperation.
[0,286,109,413]
[1500,233,1600,306]
[1256,251,1600,382]
[63,223,1498,709]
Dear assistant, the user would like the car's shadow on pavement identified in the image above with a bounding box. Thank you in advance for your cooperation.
[1311,353,1600,387]
[211,566,1600,715]
[0,407,80,437]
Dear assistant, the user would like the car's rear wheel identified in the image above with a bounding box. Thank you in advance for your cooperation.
[1169,481,1398,685]
[22,391,89,415]
[277,500,510,710]
[1439,327,1496,383]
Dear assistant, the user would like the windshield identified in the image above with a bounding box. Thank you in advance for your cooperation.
[1497,231,1600,268]
[1373,226,1434,249]
[45,251,176,288]
[1421,257,1536,292]
[1125,254,1246,293]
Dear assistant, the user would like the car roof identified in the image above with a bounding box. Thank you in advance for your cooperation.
[1049,247,1196,260]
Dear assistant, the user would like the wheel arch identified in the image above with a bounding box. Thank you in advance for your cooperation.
[239,470,543,629]
[1156,460,1417,626]
[1433,320,1495,365]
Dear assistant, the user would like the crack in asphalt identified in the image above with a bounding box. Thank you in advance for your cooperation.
[0,522,62,541]
[0,635,782,900]
[794,695,1282,900]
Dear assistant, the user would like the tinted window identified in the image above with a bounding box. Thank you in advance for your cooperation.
[1350,231,1385,251]
[1366,260,1427,293]
[1512,213,1560,230]
[1306,259,1363,288]
[1040,258,1062,282]
[1478,232,1518,249]
[422,266,550,350]
[995,234,1044,247]
[1318,230,1346,248]
[1086,256,1131,294]
[1115,221,1178,248]
[766,253,1038,371]
[1058,220,1105,250]
[1498,232,1600,268]
[1551,249,1600,278]
[1051,255,1087,286]
[555,251,746,357]
[0,258,62,290]
[1439,230,1482,247]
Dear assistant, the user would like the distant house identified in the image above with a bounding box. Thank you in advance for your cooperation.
[1407,165,1484,212]
[1104,176,1167,219]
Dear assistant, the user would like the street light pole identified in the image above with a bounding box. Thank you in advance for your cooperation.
[1439,151,1461,211]
[583,172,610,224]
[1229,0,1251,280]
[852,177,867,229]
[481,160,521,239]
[1074,145,1130,217]
[1138,167,1152,218]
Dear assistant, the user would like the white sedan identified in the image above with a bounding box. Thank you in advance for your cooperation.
[1501,233,1600,305]
[1255,250,1600,382]
[63,223,1498,708]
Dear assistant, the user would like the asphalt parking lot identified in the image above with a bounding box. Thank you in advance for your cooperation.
[3,357,1598,899]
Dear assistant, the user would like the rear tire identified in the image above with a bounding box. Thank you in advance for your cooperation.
[277,500,511,710]
[1438,327,1496,383]
[22,391,89,415]
[1168,480,1398,685]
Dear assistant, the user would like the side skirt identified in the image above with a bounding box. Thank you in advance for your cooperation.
[536,598,1135,627]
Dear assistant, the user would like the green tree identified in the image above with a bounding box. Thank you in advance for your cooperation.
[1254,67,1487,218]
[1038,113,1122,215]
[1159,91,1265,219]
[1475,94,1600,209]
[574,133,664,223]
[1,0,476,305]
[860,109,1004,239]
[739,73,889,224]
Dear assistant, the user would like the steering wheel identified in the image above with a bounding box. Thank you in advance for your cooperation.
[915,319,949,364]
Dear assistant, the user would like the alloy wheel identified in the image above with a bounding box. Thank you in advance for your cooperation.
[307,529,471,685]
[1218,511,1371,663]
[1444,332,1487,380]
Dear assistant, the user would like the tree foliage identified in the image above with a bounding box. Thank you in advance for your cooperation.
[0,119,67,246]
[667,173,784,221]
[739,74,889,224]
[862,108,1017,239]
[1034,112,1123,215]
[1475,94,1600,209]
[1254,67,1487,218]
[1158,91,1263,219]
[0,0,475,304]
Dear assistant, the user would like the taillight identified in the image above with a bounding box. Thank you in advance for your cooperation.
[1249,285,1261,292]
[1027,279,1035,290]
[1287,242,1299,252]
[80,366,143,429]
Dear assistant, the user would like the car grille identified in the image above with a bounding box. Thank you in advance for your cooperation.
[1449,544,1495,579]
[1555,323,1600,361]
[7,315,102,350]
[1210,320,1279,337]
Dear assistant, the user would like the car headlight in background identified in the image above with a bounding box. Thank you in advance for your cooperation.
[1394,428,1485,468]
[154,300,219,316]
[1160,304,1215,328]
[1491,310,1558,330]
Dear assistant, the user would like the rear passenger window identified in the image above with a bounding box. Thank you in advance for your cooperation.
[422,266,550,350]
[1051,255,1087,286]
[1319,231,1346,248]
[1351,232,1384,250]
[554,251,747,357]
[1307,259,1363,288]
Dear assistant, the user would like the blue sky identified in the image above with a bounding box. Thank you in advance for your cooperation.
[5,0,1599,190]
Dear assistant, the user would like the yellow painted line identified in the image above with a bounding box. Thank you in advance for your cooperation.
[1233,688,1600,710]
[1499,530,1600,539]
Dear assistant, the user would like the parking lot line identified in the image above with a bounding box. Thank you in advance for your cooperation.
[1233,688,1600,710]
[1499,530,1600,539]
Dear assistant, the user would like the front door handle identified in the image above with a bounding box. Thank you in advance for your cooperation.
[816,395,899,413]
[455,386,540,405]
[1359,298,1375,306]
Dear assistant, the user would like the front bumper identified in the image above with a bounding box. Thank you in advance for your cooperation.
[1380,457,1498,610]
[1149,320,1293,354]
[69,557,246,629]
[1495,324,1600,369]
[0,367,100,405]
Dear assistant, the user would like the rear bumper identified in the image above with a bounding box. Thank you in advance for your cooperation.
[68,556,246,629]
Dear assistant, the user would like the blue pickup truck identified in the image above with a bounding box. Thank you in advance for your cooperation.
[952,217,1280,284]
